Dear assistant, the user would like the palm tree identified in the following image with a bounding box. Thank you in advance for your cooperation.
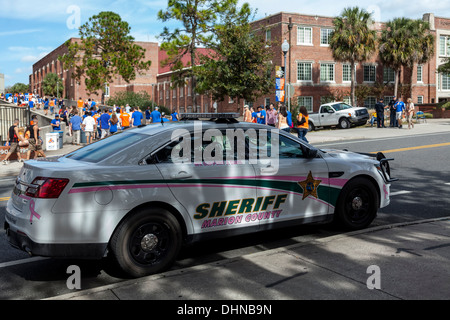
[329,7,377,107]
[407,19,434,99]
[379,18,416,98]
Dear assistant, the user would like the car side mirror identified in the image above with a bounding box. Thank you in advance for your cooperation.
[306,148,318,159]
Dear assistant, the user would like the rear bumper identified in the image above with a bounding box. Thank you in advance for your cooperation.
[4,221,107,259]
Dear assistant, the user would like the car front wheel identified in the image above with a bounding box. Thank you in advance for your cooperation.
[335,177,379,230]
[110,208,182,278]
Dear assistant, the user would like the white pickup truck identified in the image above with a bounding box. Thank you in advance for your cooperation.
[308,102,370,131]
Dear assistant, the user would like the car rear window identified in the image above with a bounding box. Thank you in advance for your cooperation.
[65,132,147,163]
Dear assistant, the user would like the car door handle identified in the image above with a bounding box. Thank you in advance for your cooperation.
[170,171,192,179]
[260,166,278,174]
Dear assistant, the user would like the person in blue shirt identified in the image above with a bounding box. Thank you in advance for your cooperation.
[99,109,111,139]
[256,105,266,124]
[395,97,406,129]
[51,114,61,131]
[145,107,152,124]
[171,109,179,121]
[28,99,34,109]
[70,110,83,145]
[131,107,144,126]
[150,107,162,123]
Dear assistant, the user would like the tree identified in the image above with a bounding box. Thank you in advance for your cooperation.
[8,83,29,94]
[42,73,64,97]
[406,19,434,99]
[379,18,416,98]
[329,7,377,107]
[158,0,250,110]
[195,13,274,104]
[59,11,152,102]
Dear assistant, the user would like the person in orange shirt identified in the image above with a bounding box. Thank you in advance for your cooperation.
[77,97,84,114]
[120,110,131,129]
[296,106,309,143]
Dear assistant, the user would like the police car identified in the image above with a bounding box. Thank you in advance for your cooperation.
[4,113,396,278]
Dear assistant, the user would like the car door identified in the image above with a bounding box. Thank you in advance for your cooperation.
[319,105,337,126]
[250,129,331,228]
[154,129,257,235]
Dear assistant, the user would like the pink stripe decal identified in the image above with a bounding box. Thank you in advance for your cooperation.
[213,175,347,188]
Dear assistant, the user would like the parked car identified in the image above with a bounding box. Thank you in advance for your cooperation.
[308,102,370,131]
[5,113,395,278]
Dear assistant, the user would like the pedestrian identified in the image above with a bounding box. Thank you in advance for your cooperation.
[389,96,397,127]
[2,119,26,165]
[250,107,258,123]
[145,107,152,124]
[70,110,83,145]
[99,109,111,139]
[243,105,253,123]
[266,103,277,127]
[132,107,144,126]
[43,97,49,116]
[82,112,97,144]
[171,109,179,121]
[296,106,309,143]
[256,105,266,124]
[375,98,387,128]
[51,114,61,131]
[406,98,415,129]
[276,105,290,133]
[77,97,84,114]
[395,97,406,128]
[26,118,46,160]
[109,113,119,134]
[150,107,162,123]
[120,108,131,129]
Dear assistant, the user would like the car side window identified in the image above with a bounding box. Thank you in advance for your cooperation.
[247,131,305,159]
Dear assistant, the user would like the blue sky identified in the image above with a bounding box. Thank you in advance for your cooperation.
[0,0,448,88]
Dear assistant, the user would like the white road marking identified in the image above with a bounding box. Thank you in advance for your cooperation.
[0,257,48,269]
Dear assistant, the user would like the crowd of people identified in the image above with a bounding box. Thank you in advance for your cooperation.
[373,96,416,130]
[243,102,310,143]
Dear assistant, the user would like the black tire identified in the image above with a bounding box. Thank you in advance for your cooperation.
[308,122,315,132]
[339,118,350,129]
[109,208,182,278]
[335,178,379,230]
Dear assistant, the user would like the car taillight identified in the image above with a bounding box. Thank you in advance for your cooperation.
[25,177,69,199]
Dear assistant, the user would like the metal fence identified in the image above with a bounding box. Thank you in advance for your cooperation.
[0,104,29,144]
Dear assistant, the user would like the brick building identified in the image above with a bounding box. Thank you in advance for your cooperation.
[29,12,450,113]
[30,38,159,103]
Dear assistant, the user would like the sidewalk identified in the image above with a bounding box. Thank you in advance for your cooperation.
[47,217,450,300]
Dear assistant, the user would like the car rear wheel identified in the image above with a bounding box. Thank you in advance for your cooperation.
[335,178,379,230]
[110,208,182,278]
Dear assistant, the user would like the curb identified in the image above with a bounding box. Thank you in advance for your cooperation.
[44,216,450,300]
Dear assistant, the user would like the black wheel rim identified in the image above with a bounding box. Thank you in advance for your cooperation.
[129,222,171,266]
[344,187,372,224]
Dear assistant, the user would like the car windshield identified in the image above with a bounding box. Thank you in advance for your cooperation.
[333,103,353,111]
[65,132,147,163]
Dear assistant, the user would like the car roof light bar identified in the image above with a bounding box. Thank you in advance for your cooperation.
[179,113,240,120]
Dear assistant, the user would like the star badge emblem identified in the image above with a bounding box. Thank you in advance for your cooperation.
[298,171,322,200]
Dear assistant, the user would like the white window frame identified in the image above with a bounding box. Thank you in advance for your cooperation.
[417,96,424,104]
[297,96,313,112]
[320,63,335,82]
[439,35,450,57]
[441,73,450,91]
[297,61,313,82]
[320,28,333,46]
[363,65,376,83]
[364,96,376,109]
[297,26,313,46]
[417,65,423,83]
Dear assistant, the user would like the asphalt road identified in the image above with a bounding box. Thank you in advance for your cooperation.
[1,131,449,299]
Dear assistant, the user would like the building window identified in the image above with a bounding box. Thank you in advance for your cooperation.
[442,73,450,90]
[342,64,352,82]
[297,62,312,81]
[439,36,450,57]
[417,65,423,83]
[297,96,313,112]
[266,29,271,42]
[364,96,376,109]
[320,28,333,46]
[297,26,312,45]
[417,96,424,104]
[343,96,351,105]
[383,67,395,83]
[173,87,177,98]
[180,86,184,98]
[320,63,334,82]
[264,98,271,106]
[384,96,394,104]
[364,65,376,82]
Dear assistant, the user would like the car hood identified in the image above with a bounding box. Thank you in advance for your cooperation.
[321,148,378,162]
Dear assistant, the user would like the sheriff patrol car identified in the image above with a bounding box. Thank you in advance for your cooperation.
[4,113,396,278]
